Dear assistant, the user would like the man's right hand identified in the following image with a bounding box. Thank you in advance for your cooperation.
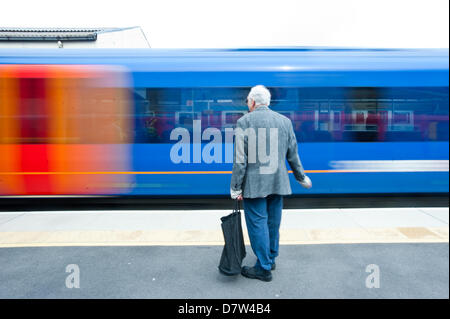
[299,176,312,189]
[231,188,243,200]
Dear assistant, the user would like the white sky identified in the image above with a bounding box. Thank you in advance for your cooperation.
[1,0,449,48]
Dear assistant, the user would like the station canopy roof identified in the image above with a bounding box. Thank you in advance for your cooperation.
[0,27,129,41]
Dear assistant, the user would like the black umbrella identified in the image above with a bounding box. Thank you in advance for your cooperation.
[218,200,246,276]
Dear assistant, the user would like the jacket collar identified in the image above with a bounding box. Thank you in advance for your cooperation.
[253,105,269,112]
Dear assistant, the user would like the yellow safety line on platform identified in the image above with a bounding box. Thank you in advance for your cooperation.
[0,227,447,248]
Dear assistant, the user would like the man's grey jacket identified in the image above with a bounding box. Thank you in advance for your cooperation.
[230,105,306,198]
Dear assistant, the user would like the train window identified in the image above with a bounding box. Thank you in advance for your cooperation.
[222,111,248,129]
[133,88,248,143]
[176,111,201,130]
[17,78,49,143]
[0,66,134,144]
[132,86,448,143]
[278,111,294,121]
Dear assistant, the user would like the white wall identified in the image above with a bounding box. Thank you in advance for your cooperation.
[1,0,448,49]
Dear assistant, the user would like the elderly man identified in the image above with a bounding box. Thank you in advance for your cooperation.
[230,85,312,282]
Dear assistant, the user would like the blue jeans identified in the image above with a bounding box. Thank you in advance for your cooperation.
[243,194,283,271]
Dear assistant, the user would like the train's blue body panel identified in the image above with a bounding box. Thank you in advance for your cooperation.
[127,141,448,195]
[0,48,448,87]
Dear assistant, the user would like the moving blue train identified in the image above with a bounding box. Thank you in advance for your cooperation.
[0,48,448,196]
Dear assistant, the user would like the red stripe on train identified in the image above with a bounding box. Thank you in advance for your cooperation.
[19,145,52,194]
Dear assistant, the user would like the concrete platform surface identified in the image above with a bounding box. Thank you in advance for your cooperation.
[0,243,448,299]
[0,207,447,247]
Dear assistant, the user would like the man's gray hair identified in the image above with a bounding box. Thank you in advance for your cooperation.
[248,85,271,107]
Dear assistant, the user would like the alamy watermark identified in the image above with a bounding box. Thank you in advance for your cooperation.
[65,264,80,289]
[365,264,380,288]
[169,120,279,174]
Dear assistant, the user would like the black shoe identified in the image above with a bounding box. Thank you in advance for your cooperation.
[241,266,272,282]
[271,263,276,271]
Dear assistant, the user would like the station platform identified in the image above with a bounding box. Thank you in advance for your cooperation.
[0,206,448,298]
[0,207,448,247]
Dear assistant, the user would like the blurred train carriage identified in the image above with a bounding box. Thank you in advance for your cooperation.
[0,48,448,196]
